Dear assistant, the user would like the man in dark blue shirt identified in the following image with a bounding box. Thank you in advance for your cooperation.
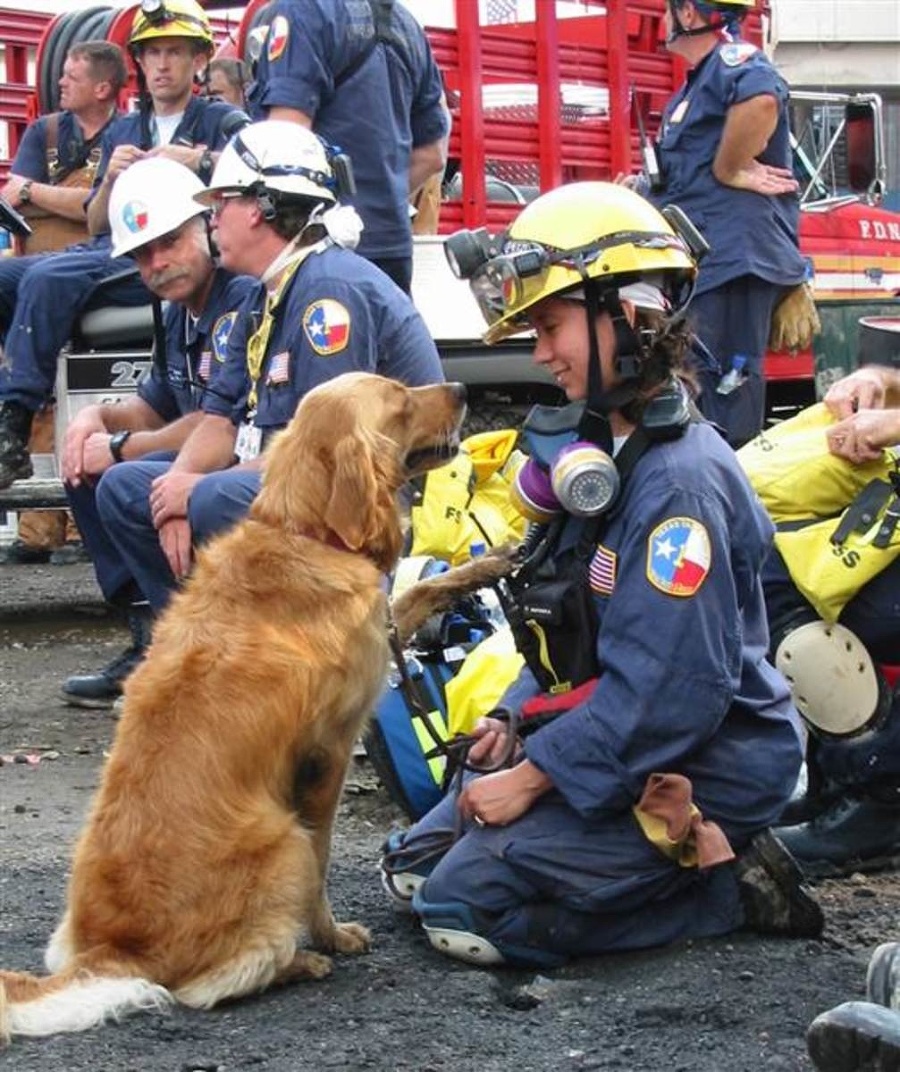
[60,157,255,709]
[93,120,444,614]
[624,0,807,447]
[0,0,249,491]
[249,0,449,293]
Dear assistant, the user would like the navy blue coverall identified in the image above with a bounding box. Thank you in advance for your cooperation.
[95,241,445,612]
[66,268,255,605]
[399,419,804,967]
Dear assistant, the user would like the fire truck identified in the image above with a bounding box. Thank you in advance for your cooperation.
[0,0,898,512]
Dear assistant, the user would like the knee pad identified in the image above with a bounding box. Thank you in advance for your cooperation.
[775,621,890,738]
[412,895,506,966]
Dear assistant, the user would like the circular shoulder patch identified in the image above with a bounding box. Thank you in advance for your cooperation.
[267,14,289,62]
[302,299,351,356]
[212,311,238,363]
[646,516,711,597]
[720,42,758,67]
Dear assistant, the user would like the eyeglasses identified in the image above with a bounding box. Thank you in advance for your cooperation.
[209,192,247,218]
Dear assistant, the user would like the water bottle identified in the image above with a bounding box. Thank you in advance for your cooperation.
[716,354,747,395]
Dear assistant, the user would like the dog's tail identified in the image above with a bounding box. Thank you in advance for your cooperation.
[0,964,172,1043]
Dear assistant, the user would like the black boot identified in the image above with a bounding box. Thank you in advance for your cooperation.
[774,785,900,878]
[0,400,35,489]
[807,1002,900,1072]
[734,828,824,938]
[61,603,154,709]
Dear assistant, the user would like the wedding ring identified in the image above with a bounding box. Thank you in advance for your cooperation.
[473,814,487,827]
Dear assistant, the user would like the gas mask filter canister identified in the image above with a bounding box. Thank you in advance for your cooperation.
[512,442,620,523]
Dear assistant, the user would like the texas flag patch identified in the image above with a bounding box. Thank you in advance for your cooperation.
[121,199,149,234]
[267,14,289,61]
[303,299,351,356]
[646,516,711,597]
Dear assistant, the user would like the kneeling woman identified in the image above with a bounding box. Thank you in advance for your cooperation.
[382,182,822,968]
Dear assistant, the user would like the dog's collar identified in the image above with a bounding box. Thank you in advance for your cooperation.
[298,527,352,554]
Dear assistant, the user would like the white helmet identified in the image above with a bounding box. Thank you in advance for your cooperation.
[109,157,208,258]
[194,120,337,207]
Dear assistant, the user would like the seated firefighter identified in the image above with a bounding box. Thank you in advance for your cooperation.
[0,39,128,565]
[60,157,255,708]
[738,333,900,877]
[0,0,249,493]
[381,182,823,970]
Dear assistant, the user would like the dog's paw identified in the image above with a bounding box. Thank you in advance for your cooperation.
[290,950,334,981]
[333,921,372,956]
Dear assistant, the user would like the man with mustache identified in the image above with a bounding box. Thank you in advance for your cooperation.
[91,120,444,615]
[59,157,255,709]
[0,0,248,492]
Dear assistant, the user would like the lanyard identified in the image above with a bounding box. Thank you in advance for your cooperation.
[245,259,303,410]
[245,241,328,410]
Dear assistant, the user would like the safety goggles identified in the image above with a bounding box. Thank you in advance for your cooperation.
[470,230,686,329]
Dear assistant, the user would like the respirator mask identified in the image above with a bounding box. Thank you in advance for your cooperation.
[510,403,620,523]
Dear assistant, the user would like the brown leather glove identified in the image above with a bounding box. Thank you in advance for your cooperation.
[768,282,822,352]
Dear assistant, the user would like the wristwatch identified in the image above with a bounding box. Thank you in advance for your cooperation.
[109,429,132,463]
[19,180,33,205]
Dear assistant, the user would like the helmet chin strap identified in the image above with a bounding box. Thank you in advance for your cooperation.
[576,283,643,452]
[666,0,734,43]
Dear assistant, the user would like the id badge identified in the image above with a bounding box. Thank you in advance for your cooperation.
[235,420,262,463]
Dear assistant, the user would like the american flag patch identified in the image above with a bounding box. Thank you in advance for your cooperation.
[588,543,617,596]
[267,351,290,384]
[198,350,212,381]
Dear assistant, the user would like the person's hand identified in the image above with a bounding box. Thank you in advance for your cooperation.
[614,172,641,191]
[105,144,147,183]
[826,409,900,464]
[824,367,887,419]
[458,759,552,828]
[721,159,798,196]
[158,516,193,579]
[61,411,107,485]
[149,470,201,528]
[1,174,31,208]
[465,715,520,769]
[80,432,119,478]
[150,143,207,172]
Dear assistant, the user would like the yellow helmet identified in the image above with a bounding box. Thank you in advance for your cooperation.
[458,182,697,345]
[129,0,214,53]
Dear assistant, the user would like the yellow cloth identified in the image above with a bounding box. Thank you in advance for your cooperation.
[738,403,900,622]
[410,428,527,566]
[737,404,897,523]
[445,627,524,737]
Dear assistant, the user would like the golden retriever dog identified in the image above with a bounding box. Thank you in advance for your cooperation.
[0,372,466,1042]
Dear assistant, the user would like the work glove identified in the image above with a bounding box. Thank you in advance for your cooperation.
[768,282,821,352]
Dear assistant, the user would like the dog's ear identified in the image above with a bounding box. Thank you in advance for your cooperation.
[324,432,404,570]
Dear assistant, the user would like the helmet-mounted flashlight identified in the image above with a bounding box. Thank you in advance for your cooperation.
[444,227,503,280]
[140,0,169,26]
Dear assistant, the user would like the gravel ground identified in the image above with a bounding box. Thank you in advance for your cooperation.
[0,559,898,1072]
